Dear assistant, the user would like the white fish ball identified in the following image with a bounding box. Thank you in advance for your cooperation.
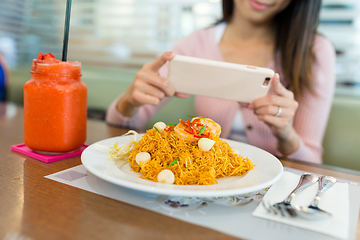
[153,122,167,132]
[198,138,216,152]
[136,152,151,165]
[157,169,175,184]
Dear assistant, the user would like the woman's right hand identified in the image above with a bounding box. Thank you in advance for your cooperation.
[117,52,177,117]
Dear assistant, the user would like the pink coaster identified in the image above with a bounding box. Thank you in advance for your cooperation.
[11,143,88,163]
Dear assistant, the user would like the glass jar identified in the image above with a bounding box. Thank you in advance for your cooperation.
[24,56,87,153]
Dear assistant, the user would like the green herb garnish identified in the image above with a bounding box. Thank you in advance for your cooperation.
[198,124,207,135]
[154,126,161,134]
[167,158,179,168]
[168,123,176,127]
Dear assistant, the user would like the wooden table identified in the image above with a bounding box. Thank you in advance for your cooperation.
[1,102,359,240]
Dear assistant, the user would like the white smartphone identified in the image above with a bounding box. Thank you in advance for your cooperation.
[168,55,275,103]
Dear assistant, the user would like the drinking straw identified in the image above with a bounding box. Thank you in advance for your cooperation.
[62,0,72,61]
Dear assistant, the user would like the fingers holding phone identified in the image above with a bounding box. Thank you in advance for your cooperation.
[251,73,299,141]
[117,52,176,116]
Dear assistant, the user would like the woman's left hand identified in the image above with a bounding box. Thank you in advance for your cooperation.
[250,73,299,154]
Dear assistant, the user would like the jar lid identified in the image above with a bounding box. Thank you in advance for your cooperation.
[31,59,82,76]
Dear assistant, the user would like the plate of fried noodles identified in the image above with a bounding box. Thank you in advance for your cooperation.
[81,117,283,197]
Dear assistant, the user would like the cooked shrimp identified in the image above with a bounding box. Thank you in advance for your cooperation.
[174,117,221,142]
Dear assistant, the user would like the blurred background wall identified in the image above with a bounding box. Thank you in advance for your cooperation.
[2,0,360,97]
[1,0,360,169]
[1,0,360,105]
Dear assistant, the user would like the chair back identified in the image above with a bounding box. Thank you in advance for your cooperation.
[322,95,360,171]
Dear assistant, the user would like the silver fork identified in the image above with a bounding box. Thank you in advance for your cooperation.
[262,173,318,217]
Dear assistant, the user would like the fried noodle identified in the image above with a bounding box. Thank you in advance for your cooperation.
[128,127,255,185]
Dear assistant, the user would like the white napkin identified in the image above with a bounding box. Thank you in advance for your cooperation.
[252,171,349,240]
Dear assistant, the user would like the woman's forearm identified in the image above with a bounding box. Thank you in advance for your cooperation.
[277,129,299,156]
[116,96,139,118]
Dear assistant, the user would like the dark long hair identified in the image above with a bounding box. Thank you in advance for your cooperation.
[220,0,322,98]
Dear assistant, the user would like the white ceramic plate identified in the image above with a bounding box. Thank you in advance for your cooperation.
[81,135,283,197]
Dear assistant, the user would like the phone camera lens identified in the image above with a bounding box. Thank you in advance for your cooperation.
[263,77,271,86]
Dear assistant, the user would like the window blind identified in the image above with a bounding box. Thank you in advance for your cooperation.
[2,0,360,83]
[15,0,222,69]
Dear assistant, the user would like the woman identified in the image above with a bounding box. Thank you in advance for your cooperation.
[106,0,336,164]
